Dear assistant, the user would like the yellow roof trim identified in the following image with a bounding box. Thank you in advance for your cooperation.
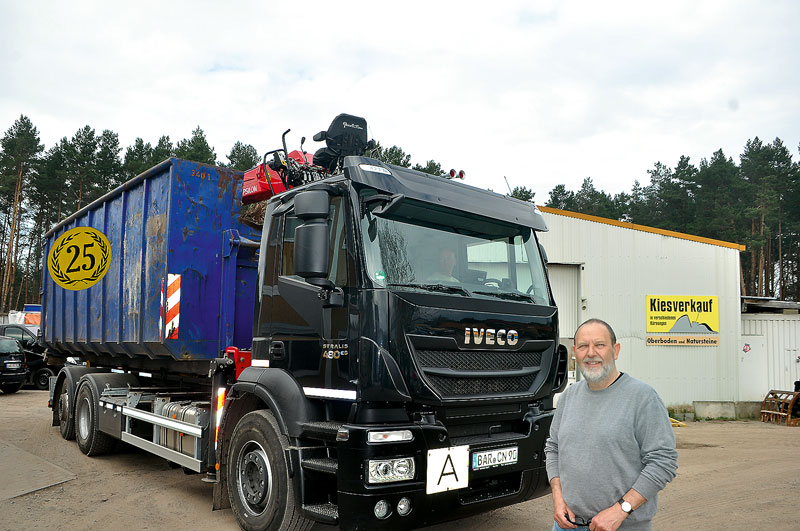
[537,206,746,251]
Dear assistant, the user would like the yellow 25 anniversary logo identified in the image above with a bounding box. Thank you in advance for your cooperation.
[48,227,111,290]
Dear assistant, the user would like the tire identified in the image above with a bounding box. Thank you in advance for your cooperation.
[227,410,312,531]
[34,368,55,391]
[0,381,24,394]
[75,383,116,456]
[58,382,75,440]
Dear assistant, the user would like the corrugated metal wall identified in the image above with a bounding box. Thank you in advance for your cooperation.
[741,314,800,392]
[547,264,581,341]
[537,211,742,405]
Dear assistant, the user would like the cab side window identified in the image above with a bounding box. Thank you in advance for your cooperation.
[280,216,302,276]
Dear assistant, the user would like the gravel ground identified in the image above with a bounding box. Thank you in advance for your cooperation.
[1,389,798,530]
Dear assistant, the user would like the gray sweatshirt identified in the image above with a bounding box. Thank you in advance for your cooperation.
[544,373,678,530]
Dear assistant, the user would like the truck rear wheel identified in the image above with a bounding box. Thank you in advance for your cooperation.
[75,383,116,456]
[58,384,75,440]
[227,410,312,531]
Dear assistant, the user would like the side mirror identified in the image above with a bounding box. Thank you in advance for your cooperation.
[294,190,331,287]
[539,242,549,264]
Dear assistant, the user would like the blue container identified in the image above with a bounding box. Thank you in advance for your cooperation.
[41,159,261,362]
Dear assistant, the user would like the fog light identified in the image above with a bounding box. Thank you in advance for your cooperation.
[374,499,391,519]
[397,497,412,516]
[368,457,416,484]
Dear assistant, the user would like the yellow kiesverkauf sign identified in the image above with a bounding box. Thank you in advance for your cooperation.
[646,295,719,347]
[48,227,111,290]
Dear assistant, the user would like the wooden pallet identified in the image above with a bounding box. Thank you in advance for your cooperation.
[760,390,800,426]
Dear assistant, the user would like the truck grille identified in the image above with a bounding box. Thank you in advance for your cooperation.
[416,350,542,372]
[414,349,544,399]
[427,373,537,397]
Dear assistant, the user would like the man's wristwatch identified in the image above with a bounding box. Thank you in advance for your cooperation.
[618,498,634,514]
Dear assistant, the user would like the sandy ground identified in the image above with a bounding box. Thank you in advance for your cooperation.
[1,389,798,531]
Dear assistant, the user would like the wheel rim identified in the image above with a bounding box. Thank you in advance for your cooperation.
[77,395,91,441]
[37,370,52,389]
[235,439,273,516]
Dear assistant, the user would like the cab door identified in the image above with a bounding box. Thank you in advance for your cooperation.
[269,195,356,392]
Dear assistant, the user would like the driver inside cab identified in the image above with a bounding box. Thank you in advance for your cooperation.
[428,248,459,283]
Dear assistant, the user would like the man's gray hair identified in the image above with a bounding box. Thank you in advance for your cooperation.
[575,318,617,344]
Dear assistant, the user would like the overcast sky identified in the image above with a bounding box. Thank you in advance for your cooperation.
[1,1,798,201]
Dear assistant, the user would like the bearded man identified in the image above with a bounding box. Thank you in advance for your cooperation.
[544,319,678,531]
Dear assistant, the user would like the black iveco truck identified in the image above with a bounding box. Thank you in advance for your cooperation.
[44,115,568,531]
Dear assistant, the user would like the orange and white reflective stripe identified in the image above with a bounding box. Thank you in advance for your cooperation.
[164,274,181,339]
[159,280,164,338]
[214,387,226,450]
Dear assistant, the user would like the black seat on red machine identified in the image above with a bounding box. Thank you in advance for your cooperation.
[313,113,368,171]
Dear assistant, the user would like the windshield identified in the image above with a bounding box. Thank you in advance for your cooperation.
[359,191,551,305]
[0,339,21,353]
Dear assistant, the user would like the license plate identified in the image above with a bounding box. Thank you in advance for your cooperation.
[5,361,21,369]
[471,446,518,470]
[426,445,469,494]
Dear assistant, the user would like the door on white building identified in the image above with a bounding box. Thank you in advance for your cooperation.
[739,336,769,401]
[547,263,581,395]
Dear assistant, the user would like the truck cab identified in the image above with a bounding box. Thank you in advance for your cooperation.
[226,155,567,529]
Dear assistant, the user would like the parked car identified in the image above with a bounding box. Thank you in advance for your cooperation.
[0,336,27,394]
[0,324,54,390]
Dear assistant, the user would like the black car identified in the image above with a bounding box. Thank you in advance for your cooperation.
[0,336,27,394]
[0,324,54,390]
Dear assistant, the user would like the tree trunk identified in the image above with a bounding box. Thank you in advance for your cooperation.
[10,208,22,306]
[15,234,32,307]
[750,218,757,296]
[766,237,772,297]
[739,252,747,296]
[778,219,783,298]
[1,164,24,312]
[31,216,44,304]
[757,212,765,296]
[0,204,10,279]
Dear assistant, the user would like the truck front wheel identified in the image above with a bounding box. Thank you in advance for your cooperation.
[75,383,116,456]
[227,410,311,531]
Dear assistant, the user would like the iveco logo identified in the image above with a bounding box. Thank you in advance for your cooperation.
[464,328,519,346]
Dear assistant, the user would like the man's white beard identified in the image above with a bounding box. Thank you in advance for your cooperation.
[579,357,614,384]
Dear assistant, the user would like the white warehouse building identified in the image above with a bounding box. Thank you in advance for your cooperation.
[536,206,746,406]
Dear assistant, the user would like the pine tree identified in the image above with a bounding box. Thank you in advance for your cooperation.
[0,115,43,311]
[226,141,259,171]
[175,126,216,165]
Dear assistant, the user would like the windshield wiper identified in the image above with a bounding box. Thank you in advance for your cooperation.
[473,290,534,302]
[387,283,471,296]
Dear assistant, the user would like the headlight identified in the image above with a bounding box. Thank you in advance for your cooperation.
[367,457,415,484]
